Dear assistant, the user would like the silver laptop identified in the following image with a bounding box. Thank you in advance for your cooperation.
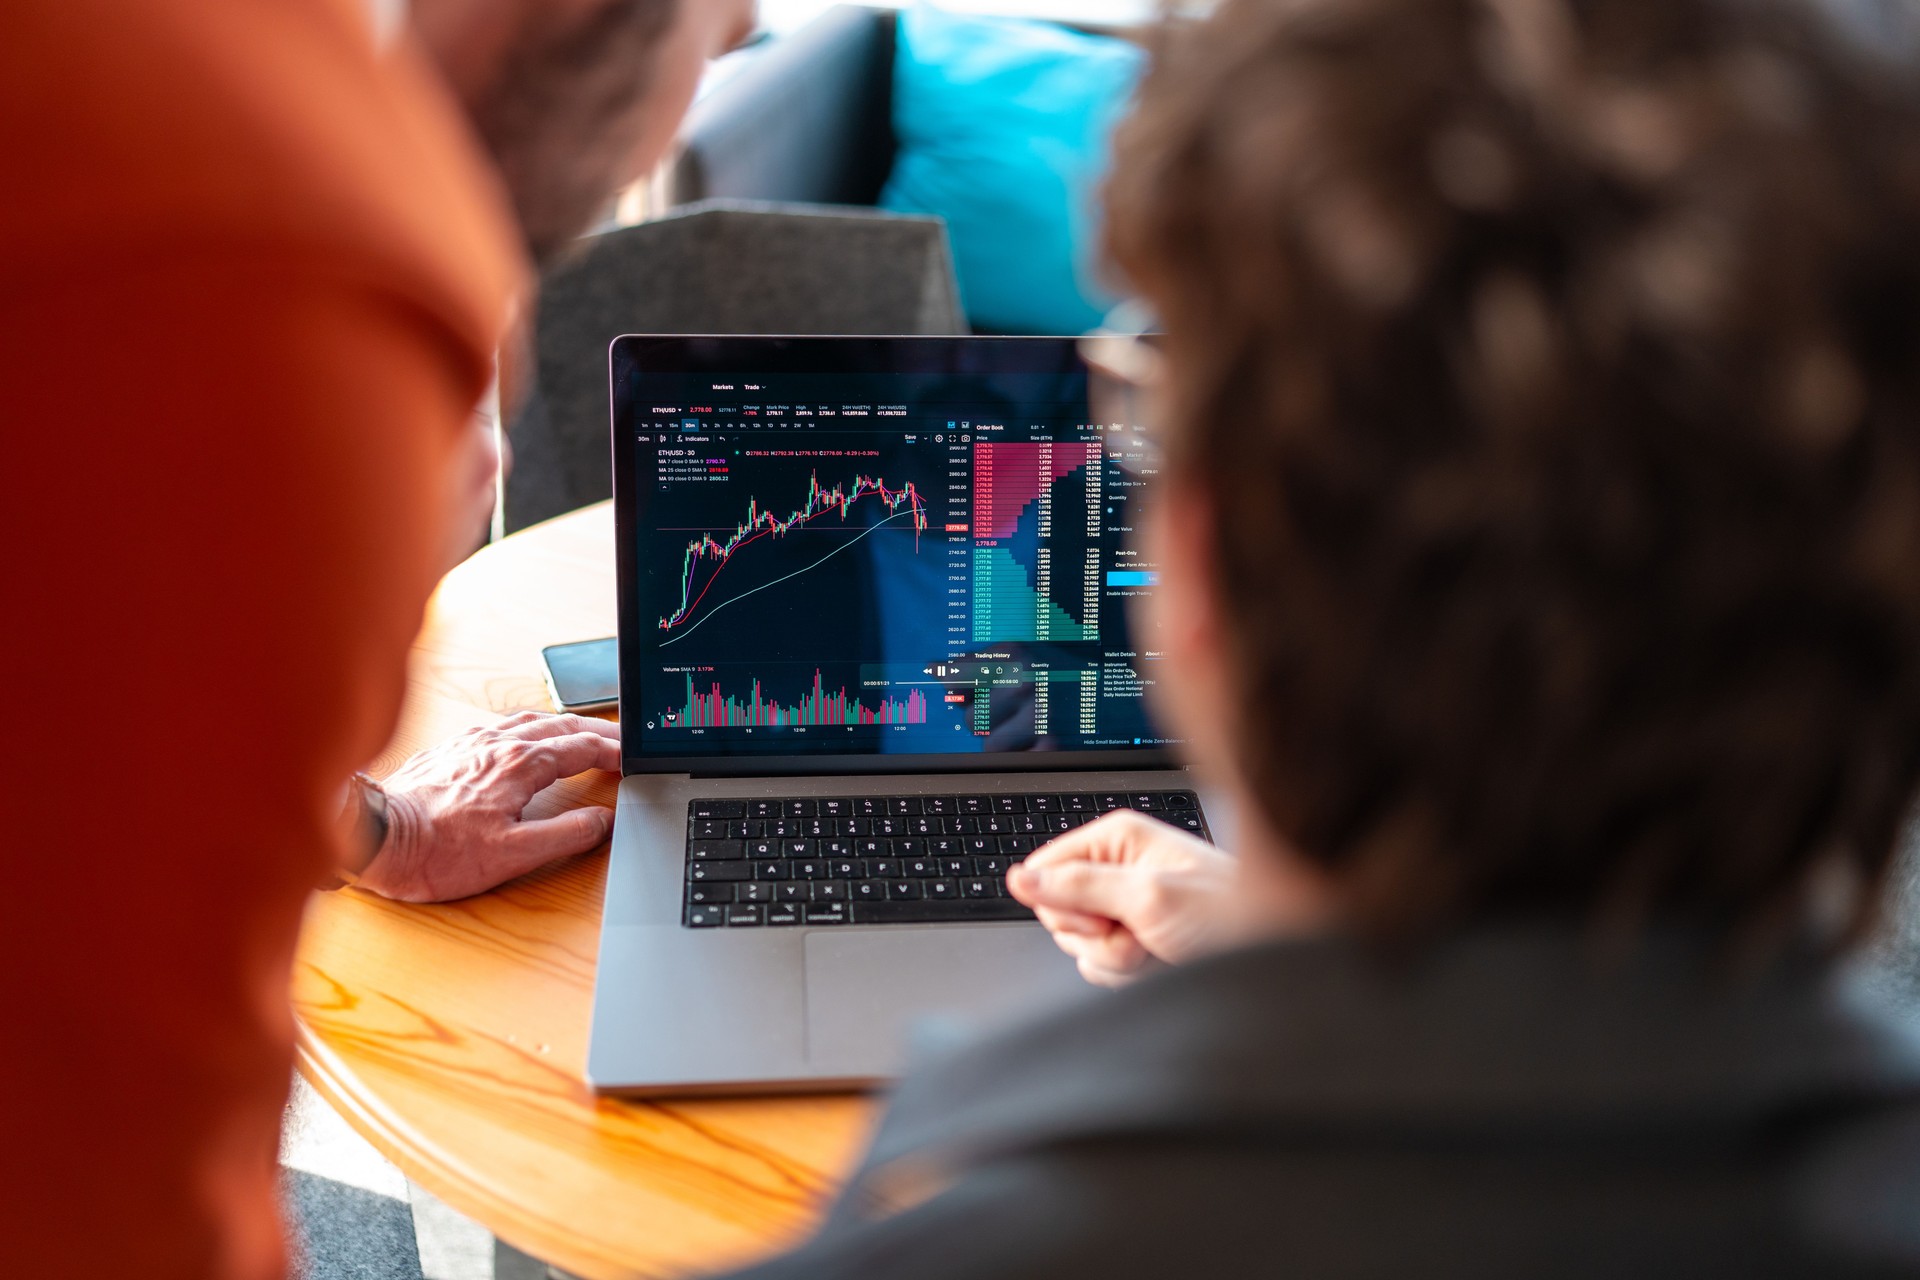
[587,335,1215,1094]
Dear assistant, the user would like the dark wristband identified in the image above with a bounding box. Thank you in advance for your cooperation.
[348,772,391,876]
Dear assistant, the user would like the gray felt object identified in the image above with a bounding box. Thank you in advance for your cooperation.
[503,200,964,534]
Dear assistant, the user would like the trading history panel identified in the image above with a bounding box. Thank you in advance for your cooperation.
[620,365,1174,759]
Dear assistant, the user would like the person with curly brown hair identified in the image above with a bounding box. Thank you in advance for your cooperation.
[710,1,1920,1275]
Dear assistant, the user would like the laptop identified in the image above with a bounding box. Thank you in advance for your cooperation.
[587,335,1216,1094]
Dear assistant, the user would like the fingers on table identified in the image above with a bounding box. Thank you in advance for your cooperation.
[506,805,616,862]
[505,732,622,785]
[496,712,621,744]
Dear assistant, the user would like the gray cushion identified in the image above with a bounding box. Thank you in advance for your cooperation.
[503,200,964,533]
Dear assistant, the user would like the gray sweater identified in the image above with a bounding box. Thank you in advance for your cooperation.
[729,925,1920,1278]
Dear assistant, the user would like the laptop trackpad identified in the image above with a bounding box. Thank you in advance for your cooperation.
[803,927,1084,1075]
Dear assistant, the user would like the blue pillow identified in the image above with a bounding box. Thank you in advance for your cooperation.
[879,7,1143,335]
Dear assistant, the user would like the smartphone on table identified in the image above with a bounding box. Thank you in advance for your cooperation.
[540,637,618,713]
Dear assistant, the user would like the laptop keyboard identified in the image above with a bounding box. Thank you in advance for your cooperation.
[682,790,1210,927]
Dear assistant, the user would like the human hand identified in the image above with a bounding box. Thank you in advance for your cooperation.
[1006,811,1247,988]
[355,712,620,903]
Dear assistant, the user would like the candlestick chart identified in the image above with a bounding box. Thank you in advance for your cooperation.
[658,470,928,640]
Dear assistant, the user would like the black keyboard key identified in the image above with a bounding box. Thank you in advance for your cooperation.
[888,879,923,900]
[994,796,1023,813]
[1164,792,1196,809]
[804,903,848,925]
[794,860,827,880]
[768,819,803,838]
[690,819,741,839]
[687,904,726,927]
[748,800,779,819]
[692,799,745,820]
[784,799,817,817]
[851,879,886,901]
[896,838,925,858]
[775,883,807,903]
[856,838,890,858]
[1130,793,1164,811]
[1172,811,1206,833]
[849,899,1036,925]
[973,856,1008,875]
[1097,793,1128,812]
[740,882,772,903]
[754,860,791,880]
[1000,836,1037,855]
[923,797,956,815]
[853,797,885,816]
[1061,793,1095,812]
[1015,814,1045,834]
[962,836,994,856]
[958,795,991,815]
[784,839,815,858]
[927,878,959,899]
[964,878,1000,898]
[1025,795,1058,812]
[905,857,939,877]
[940,857,970,876]
[812,880,848,901]
[830,858,865,879]
[726,904,764,927]
[741,819,767,838]
[746,838,779,859]
[1050,814,1080,832]
[889,797,924,815]
[982,815,1011,835]
[688,861,752,882]
[876,817,905,837]
[766,903,801,926]
[820,798,853,817]
[690,840,745,861]
[928,837,962,857]
[686,882,735,904]
[908,816,938,836]
[870,858,900,878]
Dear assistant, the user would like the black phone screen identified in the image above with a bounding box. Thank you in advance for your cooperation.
[542,637,619,710]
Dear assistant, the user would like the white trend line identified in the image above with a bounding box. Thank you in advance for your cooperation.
[658,507,920,650]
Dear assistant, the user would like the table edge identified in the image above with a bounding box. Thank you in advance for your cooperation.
[292,1014,647,1280]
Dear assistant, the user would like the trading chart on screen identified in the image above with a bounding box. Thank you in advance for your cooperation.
[621,362,1171,759]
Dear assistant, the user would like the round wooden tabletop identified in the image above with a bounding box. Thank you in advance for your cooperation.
[292,502,877,1280]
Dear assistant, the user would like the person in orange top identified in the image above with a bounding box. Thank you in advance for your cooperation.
[0,0,750,1276]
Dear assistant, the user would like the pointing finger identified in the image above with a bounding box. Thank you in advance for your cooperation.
[1008,859,1138,923]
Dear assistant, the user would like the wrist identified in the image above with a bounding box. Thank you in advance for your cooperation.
[356,787,430,901]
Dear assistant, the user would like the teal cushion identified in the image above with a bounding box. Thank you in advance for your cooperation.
[879,7,1143,335]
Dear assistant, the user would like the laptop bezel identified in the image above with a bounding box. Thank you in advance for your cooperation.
[607,333,1183,778]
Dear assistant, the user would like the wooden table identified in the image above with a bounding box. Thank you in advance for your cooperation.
[292,502,877,1279]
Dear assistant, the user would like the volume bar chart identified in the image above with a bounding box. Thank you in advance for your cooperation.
[678,670,928,728]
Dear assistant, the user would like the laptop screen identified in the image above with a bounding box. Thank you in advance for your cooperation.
[611,336,1182,772]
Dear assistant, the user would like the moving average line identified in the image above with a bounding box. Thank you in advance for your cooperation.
[657,507,920,650]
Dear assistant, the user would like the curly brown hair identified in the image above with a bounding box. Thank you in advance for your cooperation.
[1106,0,1920,946]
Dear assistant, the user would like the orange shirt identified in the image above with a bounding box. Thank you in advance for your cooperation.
[0,1,522,1276]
